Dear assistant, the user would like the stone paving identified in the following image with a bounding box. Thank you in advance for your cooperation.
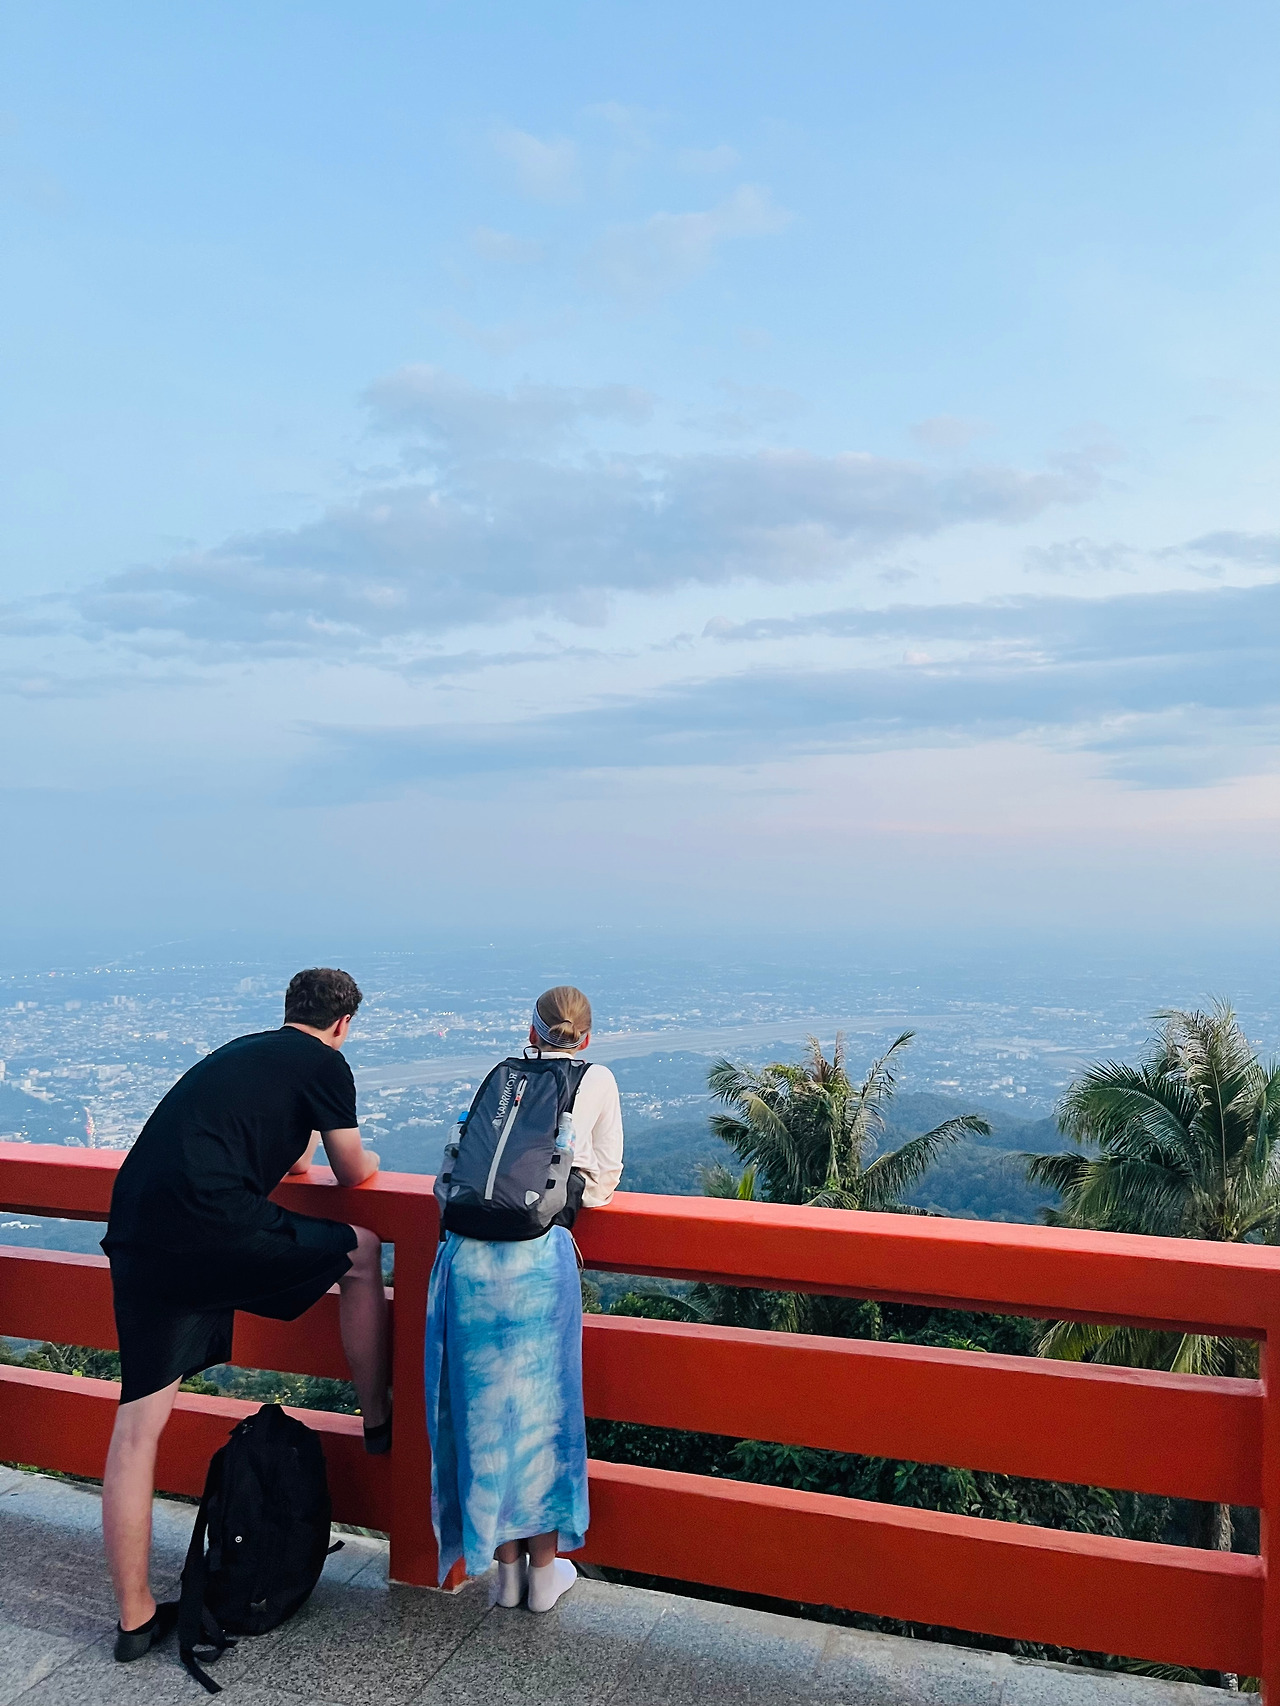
[0,1466,1222,1706]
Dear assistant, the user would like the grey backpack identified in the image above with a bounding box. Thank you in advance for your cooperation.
[435,1054,589,1241]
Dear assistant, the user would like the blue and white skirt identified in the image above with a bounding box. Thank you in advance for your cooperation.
[424,1225,589,1583]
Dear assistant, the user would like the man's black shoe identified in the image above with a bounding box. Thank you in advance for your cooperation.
[114,1600,179,1663]
[363,1407,393,1455]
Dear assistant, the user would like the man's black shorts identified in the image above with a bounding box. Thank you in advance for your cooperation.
[106,1210,358,1404]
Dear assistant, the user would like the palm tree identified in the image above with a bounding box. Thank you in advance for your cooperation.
[674,1033,989,1335]
[1024,1003,1280,1571]
[705,1031,989,1212]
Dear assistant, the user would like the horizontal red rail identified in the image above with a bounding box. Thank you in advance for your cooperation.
[0,1363,393,1530]
[582,1312,1262,1505]
[2,1245,1261,1505]
[580,1462,1264,1677]
[0,1245,369,1382]
[6,1144,1280,1332]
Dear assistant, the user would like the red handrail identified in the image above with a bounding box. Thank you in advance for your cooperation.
[2,1144,1279,1687]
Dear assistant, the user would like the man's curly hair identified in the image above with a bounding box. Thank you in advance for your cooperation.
[283,967,363,1029]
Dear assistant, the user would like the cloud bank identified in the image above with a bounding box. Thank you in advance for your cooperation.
[71,369,1097,655]
[298,580,1280,797]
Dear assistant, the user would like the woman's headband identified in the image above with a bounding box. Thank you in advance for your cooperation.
[531,1004,563,1048]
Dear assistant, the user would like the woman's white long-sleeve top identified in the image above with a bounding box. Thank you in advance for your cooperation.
[539,1050,624,1207]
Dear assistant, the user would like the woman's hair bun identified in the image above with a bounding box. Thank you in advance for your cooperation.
[535,985,592,1048]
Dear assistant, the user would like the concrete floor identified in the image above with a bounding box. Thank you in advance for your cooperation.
[0,1465,1223,1706]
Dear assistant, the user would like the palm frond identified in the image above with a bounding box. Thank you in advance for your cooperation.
[1162,1004,1262,1171]
[699,1161,760,1200]
[1059,1065,1199,1162]
[1036,1318,1119,1360]
[1056,1157,1195,1237]
[706,1056,762,1104]
[708,1113,752,1149]
[859,1115,982,1209]
[842,1031,914,1148]
[1167,1333,1229,1377]
[1037,1318,1188,1370]
[805,1033,846,1087]
[805,1184,864,1211]
[767,1290,812,1334]
[1247,1065,1280,1166]
[737,1091,794,1144]
[1021,1150,1091,1196]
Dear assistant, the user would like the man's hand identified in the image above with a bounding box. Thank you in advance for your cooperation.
[320,1127,380,1188]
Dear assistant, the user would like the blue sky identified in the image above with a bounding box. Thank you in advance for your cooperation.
[3,1,1278,938]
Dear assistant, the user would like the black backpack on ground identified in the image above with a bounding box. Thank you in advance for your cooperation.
[178,1403,338,1693]
[436,1053,589,1241]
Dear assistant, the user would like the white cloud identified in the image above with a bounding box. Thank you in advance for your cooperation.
[362,364,653,457]
[1023,538,1136,576]
[1183,531,1280,568]
[492,127,580,202]
[587,185,792,303]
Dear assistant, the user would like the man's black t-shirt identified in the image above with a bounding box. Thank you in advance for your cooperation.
[104,1027,358,1252]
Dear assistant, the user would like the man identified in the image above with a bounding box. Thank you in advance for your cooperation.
[99,967,391,1661]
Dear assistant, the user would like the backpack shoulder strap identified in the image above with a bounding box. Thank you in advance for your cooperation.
[564,1059,591,1109]
[178,1446,237,1695]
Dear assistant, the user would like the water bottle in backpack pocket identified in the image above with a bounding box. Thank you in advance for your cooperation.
[435,1054,589,1240]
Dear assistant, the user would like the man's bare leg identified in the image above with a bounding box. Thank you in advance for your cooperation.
[338,1225,390,1427]
[103,1378,181,1631]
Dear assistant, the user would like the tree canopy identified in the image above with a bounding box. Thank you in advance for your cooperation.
[1024,1002,1280,1377]
[704,1031,990,1211]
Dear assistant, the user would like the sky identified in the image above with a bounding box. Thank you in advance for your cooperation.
[2,1,1278,944]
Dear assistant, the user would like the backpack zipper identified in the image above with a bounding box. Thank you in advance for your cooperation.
[484,1074,527,1200]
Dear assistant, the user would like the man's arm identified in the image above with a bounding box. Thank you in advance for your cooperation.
[320,1127,380,1188]
[288,1131,323,1175]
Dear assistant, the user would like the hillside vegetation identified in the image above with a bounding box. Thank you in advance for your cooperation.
[616,1087,1060,1223]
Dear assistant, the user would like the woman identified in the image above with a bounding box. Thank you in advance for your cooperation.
[424,984,624,1611]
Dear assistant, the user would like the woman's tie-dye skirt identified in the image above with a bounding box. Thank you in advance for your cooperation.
[424,1225,589,1583]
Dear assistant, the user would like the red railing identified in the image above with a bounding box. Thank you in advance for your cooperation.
[3,1143,1279,1688]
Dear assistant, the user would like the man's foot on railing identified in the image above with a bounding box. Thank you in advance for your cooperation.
[363,1406,393,1455]
[114,1600,179,1662]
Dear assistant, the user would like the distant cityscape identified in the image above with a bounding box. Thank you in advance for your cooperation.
[2,939,1276,1248]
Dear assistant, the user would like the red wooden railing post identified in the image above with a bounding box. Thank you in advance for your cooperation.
[386,1215,440,1588]
[1261,1324,1280,1700]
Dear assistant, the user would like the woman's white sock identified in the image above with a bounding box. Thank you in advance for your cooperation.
[494,1557,527,1608]
[527,1557,577,1614]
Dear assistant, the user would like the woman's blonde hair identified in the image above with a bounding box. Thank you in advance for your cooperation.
[533,985,592,1051]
